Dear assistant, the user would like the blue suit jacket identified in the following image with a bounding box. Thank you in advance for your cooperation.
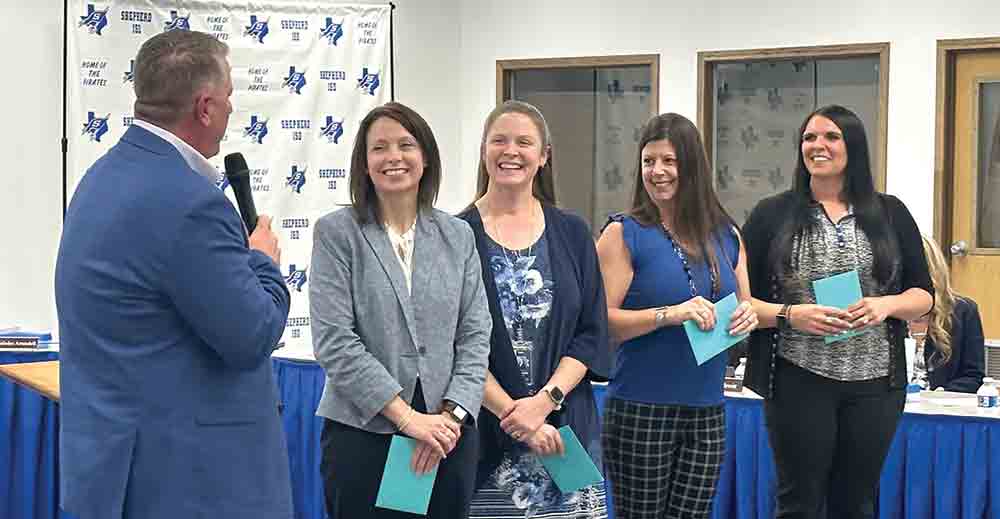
[55,125,293,519]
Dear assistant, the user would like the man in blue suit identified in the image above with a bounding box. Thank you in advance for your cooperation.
[55,30,292,519]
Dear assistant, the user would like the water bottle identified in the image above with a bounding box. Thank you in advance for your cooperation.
[977,377,998,408]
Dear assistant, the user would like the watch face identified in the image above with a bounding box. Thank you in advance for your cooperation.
[550,386,565,403]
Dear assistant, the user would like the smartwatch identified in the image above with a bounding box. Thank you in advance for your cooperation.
[442,400,468,424]
[776,304,792,331]
[541,385,565,411]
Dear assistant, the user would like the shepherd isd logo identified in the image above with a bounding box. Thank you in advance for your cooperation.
[82,112,110,142]
[123,60,135,83]
[244,15,270,43]
[243,115,269,144]
[285,265,307,292]
[215,175,229,191]
[319,18,344,45]
[357,68,380,96]
[319,117,344,144]
[282,67,307,95]
[164,11,191,32]
[79,4,109,35]
[286,166,306,193]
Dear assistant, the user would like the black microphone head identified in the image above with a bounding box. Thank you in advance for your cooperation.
[224,152,249,179]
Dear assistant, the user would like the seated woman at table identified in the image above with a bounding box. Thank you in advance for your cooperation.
[597,112,757,519]
[907,235,985,393]
[309,102,492,519]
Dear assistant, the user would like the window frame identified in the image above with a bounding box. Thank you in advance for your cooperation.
[697,43,890,193]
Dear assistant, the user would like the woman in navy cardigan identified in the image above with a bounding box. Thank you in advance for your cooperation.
[907,235,985,393]
[459,100,611,519]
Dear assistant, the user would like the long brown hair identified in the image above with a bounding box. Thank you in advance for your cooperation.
[770,105,897,284]
[629,113,734,281]
[470,100,557,206]
[920,234,957,364]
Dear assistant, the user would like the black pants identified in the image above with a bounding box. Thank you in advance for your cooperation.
[764,357,904,519]
[319,384,479,519]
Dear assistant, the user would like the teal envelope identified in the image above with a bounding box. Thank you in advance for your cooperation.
[375,435,438,515]
[812,270,870,344]
[539,426,604,494]
[682,292,748,365]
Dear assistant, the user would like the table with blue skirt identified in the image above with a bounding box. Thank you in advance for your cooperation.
[2,352,998,519]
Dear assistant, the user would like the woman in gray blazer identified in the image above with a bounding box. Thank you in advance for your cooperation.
[310,102,492,518]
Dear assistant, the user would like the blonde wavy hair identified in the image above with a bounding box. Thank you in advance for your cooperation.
[920,235,958,364]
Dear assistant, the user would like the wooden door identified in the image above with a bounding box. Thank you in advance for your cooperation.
[949,49,1000,339]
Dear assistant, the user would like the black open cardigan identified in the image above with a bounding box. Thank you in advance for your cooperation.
[741,190,934,398]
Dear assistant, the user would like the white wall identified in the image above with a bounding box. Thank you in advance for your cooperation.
[5,0,1000,333]
[455,0,1000,232]
[0,4,64,332]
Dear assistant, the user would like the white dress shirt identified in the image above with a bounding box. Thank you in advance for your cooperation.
[133,119,224,185]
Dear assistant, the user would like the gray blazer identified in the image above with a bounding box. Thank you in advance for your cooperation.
[310,207,492,433]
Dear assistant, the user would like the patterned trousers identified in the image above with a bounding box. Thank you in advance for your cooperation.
[601,398,726,519]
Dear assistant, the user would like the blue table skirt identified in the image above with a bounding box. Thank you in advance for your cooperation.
[1,354,997,519]
[0,350,63,519]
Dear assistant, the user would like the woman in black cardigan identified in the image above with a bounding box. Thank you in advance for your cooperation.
[907,235,985,393]
[459,100,610,519]
[742,105,933,519]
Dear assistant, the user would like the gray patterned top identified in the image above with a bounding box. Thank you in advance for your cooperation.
[777,204,898,381]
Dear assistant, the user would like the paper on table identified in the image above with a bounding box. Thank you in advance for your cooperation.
[375,435,438,515]
[682,292,748,366]
[904,337,916,383]
[812,270,871,344]
[539,426,604,494]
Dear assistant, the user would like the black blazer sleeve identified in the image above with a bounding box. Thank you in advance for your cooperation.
[941,297,986,393]
[883,194,934,296]
[741,193,783,303]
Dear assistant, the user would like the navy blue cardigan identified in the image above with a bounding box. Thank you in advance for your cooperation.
[925,297,986,393]
[458,204,611,487]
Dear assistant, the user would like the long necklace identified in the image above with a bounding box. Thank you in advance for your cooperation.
[490,201,540,267]
[660,222,719,299]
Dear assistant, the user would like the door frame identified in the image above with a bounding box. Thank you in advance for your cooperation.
[933,37,1000,247]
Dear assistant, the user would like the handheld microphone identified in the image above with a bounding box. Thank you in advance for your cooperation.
[224,153,258,233]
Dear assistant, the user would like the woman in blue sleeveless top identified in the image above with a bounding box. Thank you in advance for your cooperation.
[596,113,758,518]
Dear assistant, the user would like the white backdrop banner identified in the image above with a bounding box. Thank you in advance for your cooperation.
[67,0,393,359]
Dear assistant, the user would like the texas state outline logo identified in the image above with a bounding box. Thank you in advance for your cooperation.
[82,112,110,142]
[79,4,109,35]
[244,15,270,43]
[319,18,344,46]
[164,10,191,32]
